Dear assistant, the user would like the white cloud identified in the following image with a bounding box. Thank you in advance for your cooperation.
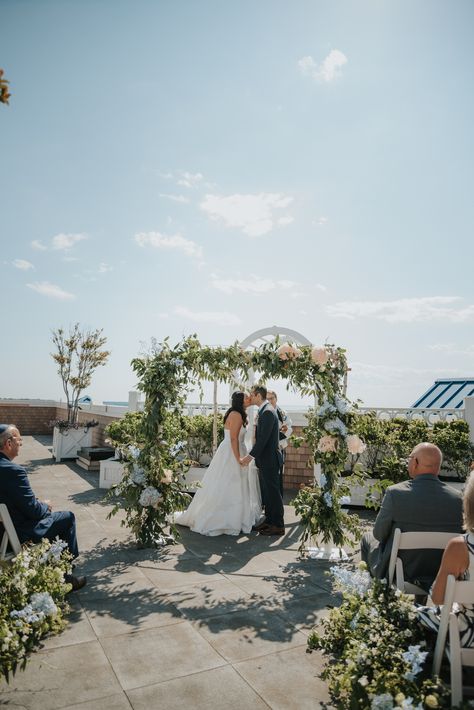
[12,259,34,270]
[298,49,348,83]
[31,239,47,251]
[210,274,297,295]
[429,343,474,357]
[27,281,75,300]
[98,262,113,274]
[277,215,294,227]
[174,305,241,326]
[350,361,462,384]
[134,231,203,260]
[177,171,204,188]
[200,192,293,237]
[327,296,474,323]
[313,216,329,226]
[52,233,88,251]
[159,193,190,203]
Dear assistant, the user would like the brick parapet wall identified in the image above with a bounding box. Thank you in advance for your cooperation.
[0,403,119,445]
[0,404,59,435]
[283,425,313,490]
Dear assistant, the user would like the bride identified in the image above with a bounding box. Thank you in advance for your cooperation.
[174,391,261,536]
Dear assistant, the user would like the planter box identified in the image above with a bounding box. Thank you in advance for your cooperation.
[52,427,93,463]
[345,478,381,507]
[345,479,464,507]
[99,460,125,489]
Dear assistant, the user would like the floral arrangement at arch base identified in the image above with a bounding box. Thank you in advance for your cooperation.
[0,538,73,681]
[308,563,449,709]
[292,383,367,552]
[106,334,364,549]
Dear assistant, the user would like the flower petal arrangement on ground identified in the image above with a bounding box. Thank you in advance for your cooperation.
[0,538,73,681]
[307,563,449,709]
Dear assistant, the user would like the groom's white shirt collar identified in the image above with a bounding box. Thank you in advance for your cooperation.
[258,400,269,414]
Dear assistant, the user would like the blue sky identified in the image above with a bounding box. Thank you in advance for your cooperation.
[1,0,473,408]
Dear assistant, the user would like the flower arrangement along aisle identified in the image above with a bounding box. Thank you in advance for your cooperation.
[292,390,367,551]
[308,563,449,709]
[0,538,73,681]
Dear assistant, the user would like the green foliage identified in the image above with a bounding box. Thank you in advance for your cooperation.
[0,539,73,682]
[105,411,146,449]
[111,334,357,548]
[51,323,110,426]
[308,564,449,709]
[105,411,224,465]
[351,414,473,485]
[292,401,365,550]
[182,414,224,464]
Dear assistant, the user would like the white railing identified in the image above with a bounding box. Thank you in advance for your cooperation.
[358,407,465,424]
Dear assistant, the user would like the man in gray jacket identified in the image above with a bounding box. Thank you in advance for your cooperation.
[360,442,463,590]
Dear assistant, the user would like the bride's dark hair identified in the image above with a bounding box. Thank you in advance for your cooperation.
[223,391,248,427]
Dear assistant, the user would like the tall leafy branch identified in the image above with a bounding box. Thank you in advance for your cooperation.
[51,324,110,425]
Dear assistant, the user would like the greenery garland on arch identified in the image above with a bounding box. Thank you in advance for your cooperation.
[107,334,365,549]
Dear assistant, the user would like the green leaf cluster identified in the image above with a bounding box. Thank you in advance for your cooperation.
[113,334,356,548]
[51,323,110,426]
[351,414,473,484]
[309,567,450,709]
[0,540,73,681]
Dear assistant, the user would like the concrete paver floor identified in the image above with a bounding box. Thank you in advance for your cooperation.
[0,435,361,709]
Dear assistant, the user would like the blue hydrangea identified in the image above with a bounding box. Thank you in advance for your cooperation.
[402,645,428,681]
[371,694,394,710]
[324,418,348,436]
[323,491,333,507]
[330,566,372,596]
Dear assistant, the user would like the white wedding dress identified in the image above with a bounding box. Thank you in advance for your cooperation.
[175,426,261,536]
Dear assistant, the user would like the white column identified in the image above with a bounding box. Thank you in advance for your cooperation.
[464,396,474,445]
[213,379,218,453]
[128,391,139,412]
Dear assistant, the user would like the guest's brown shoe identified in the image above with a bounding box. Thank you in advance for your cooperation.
[65,574,87,592]
[259,525,285,536]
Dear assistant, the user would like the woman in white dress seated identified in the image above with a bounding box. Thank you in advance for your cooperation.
[417,469,474,647]
[174,391,261,537]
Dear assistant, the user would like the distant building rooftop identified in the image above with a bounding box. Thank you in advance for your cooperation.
[413,378,474,409]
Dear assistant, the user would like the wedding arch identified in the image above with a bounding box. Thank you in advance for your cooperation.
[107,332,365,550]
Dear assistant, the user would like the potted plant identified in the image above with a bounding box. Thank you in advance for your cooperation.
[179,413,224,488]
[343,414,473,507]
[50,324,110,462]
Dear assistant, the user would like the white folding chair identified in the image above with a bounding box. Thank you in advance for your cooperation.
[0,503,21,561]
[432,574,474,706]
[388,529,457,595]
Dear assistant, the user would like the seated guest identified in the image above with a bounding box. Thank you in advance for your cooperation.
[0,424,86,591]
[361,442,463,591]
[418,470,474,647]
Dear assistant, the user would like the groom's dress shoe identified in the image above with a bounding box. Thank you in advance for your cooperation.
[252,520,268,532]
[259,525,285,536]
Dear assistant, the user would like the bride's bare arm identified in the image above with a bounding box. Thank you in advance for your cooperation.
[226,411,243,464]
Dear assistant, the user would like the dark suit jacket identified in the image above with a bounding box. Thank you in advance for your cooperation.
[0,451,53,542]
[250,404,282,473]
[370,473,463,585]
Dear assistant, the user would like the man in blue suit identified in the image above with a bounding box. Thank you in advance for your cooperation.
[0,424,86,590]
[241,386,284,536]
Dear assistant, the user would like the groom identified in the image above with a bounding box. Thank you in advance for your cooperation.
[241,386,284,536]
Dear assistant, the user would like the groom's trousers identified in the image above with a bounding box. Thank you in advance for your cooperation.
[261,463,284,528]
